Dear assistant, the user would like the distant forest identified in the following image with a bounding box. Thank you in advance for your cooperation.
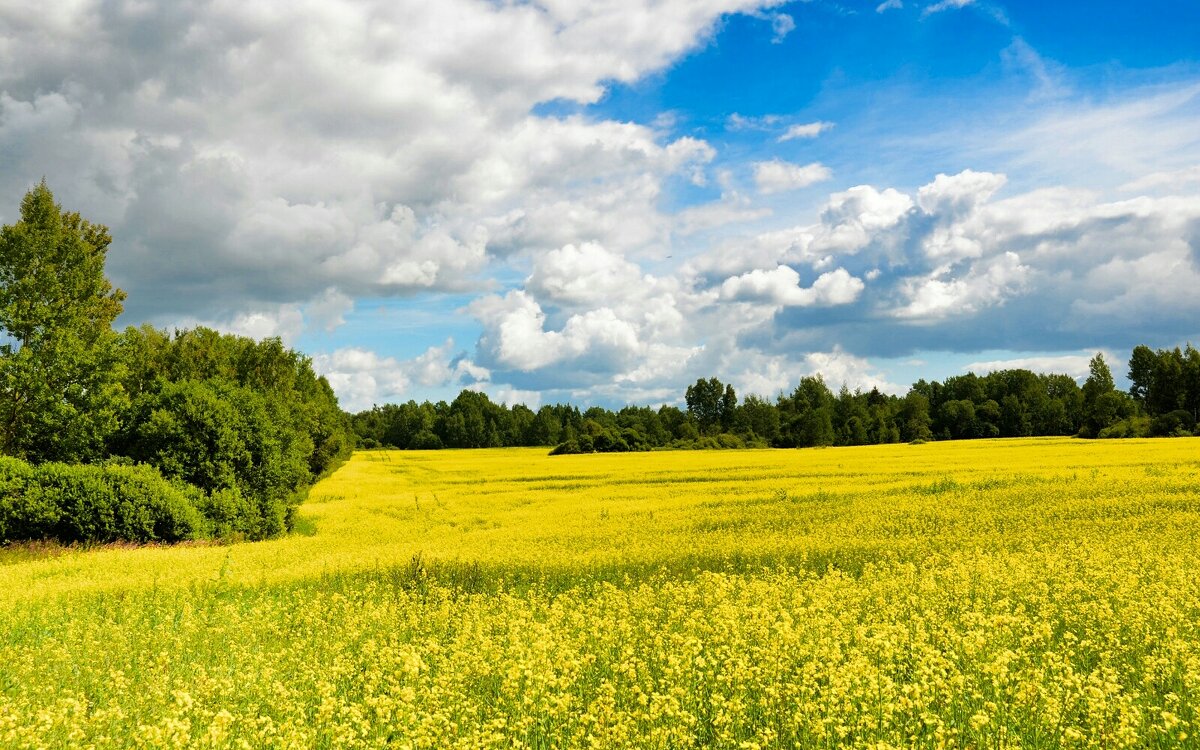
[352,346,1200,455]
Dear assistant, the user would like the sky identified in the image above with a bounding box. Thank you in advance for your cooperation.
[2,0,1199,411]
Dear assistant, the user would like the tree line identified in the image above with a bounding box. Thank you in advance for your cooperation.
[353,349,1200,455]
[0,183,353,545]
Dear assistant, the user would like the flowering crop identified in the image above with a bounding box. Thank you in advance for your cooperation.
[2,438,1199,748]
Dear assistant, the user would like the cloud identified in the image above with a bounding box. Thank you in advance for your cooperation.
[1000,37,1068,100]
[1120,165,1200,193]
[469,291,646,373]
[720,266,864,307]
[312,349,412,412]
[923,0,974,15]
[0,0,771,330]
[486,385,543,409]
[802,348,904,394]
[812,185,916,257]
[778,121,835,141]
[963,353,1107,381]
[305,288,355,333]
[981,82,1200,189]
[753,160,832,194]
[876,0,903,12]
[769,13,796,43]
[224,305,306,344]
[892,251,1030,320]
[726,113,783,131]
[526,242,645,308]
[674,197,773,235]
[916,169,1007,219]
[915,170,1008,263]
[6,0,1199,412]
[460,166,1200,406]
[312,340,489,411]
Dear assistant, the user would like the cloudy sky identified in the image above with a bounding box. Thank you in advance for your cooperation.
[2,0,1199,410]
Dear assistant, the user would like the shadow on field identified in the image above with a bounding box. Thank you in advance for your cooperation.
[310,547,894,600]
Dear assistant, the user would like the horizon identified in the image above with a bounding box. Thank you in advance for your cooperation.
[2,0,1197,411]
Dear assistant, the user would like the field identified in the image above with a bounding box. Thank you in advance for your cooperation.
[2,438,1199,748]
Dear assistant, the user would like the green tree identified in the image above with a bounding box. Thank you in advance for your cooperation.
[1083,353,1115,402]
[1082,353,1131,436]
[685,377,735,436]
[1127,344,1157,406]
[940,399,977,440]
[737,394,781,443]
[897,392,933,442]
[777,376,835,447]
[0,182,126,461]
[1184,344,1200,423]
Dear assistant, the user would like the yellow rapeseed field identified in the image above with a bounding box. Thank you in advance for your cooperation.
[2,437,1199,748]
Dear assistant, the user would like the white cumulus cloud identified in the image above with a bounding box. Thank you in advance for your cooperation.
[720,266,865,307]
[753,160,832,194]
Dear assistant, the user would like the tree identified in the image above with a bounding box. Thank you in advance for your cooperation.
[1184,344,1200,423]
[1127,345,1157,406]
[0,182,126,461]
[685,377,735,436]
[897,392,932,442]
[940,399,977,440]
[1082,353,1129,436]
[778,376,835,447]
[737,394,781,443]
[1083,353,1115,402]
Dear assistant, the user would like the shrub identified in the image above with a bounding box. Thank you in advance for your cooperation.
[102,464,206,542]
[0,456,40,542]
[196,486,256,539]
[117,379,313,539]
[1150,410,1195,437]
[27,463,118,543]
[1097,416,1151,439]
[549,440,583,456]
[0,458,204,544]
[409,430,444,450]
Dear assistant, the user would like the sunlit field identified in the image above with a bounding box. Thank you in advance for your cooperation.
[3,438,1200,748]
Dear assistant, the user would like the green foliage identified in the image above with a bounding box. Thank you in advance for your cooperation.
[1128,343,1200,425]
[1096,416,1151,440]
[1150,409,1195,437]
[737,394,781,443]
[357,344,1199,455]
[0,182,127,462]
[195,487,257,539]
[0,457,203,544]
[1081,352,1117,434]
[110,328,353,540]
[777,376,836,447]
[0,455,39,541]
[685,377,737,435]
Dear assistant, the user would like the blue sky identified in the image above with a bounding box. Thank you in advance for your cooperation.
[2,0,1199,409]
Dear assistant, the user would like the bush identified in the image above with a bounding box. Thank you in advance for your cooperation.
[549,440,583,456]
[0,458,204,544]
[1150,410,1196,437]
[0,456,41,542]
[1097,416,1151,439]
[409,430,444,450]
[116,378,313,539]
[101,464,206,541]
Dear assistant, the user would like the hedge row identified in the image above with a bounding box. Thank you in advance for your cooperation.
[0,457,207,544]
